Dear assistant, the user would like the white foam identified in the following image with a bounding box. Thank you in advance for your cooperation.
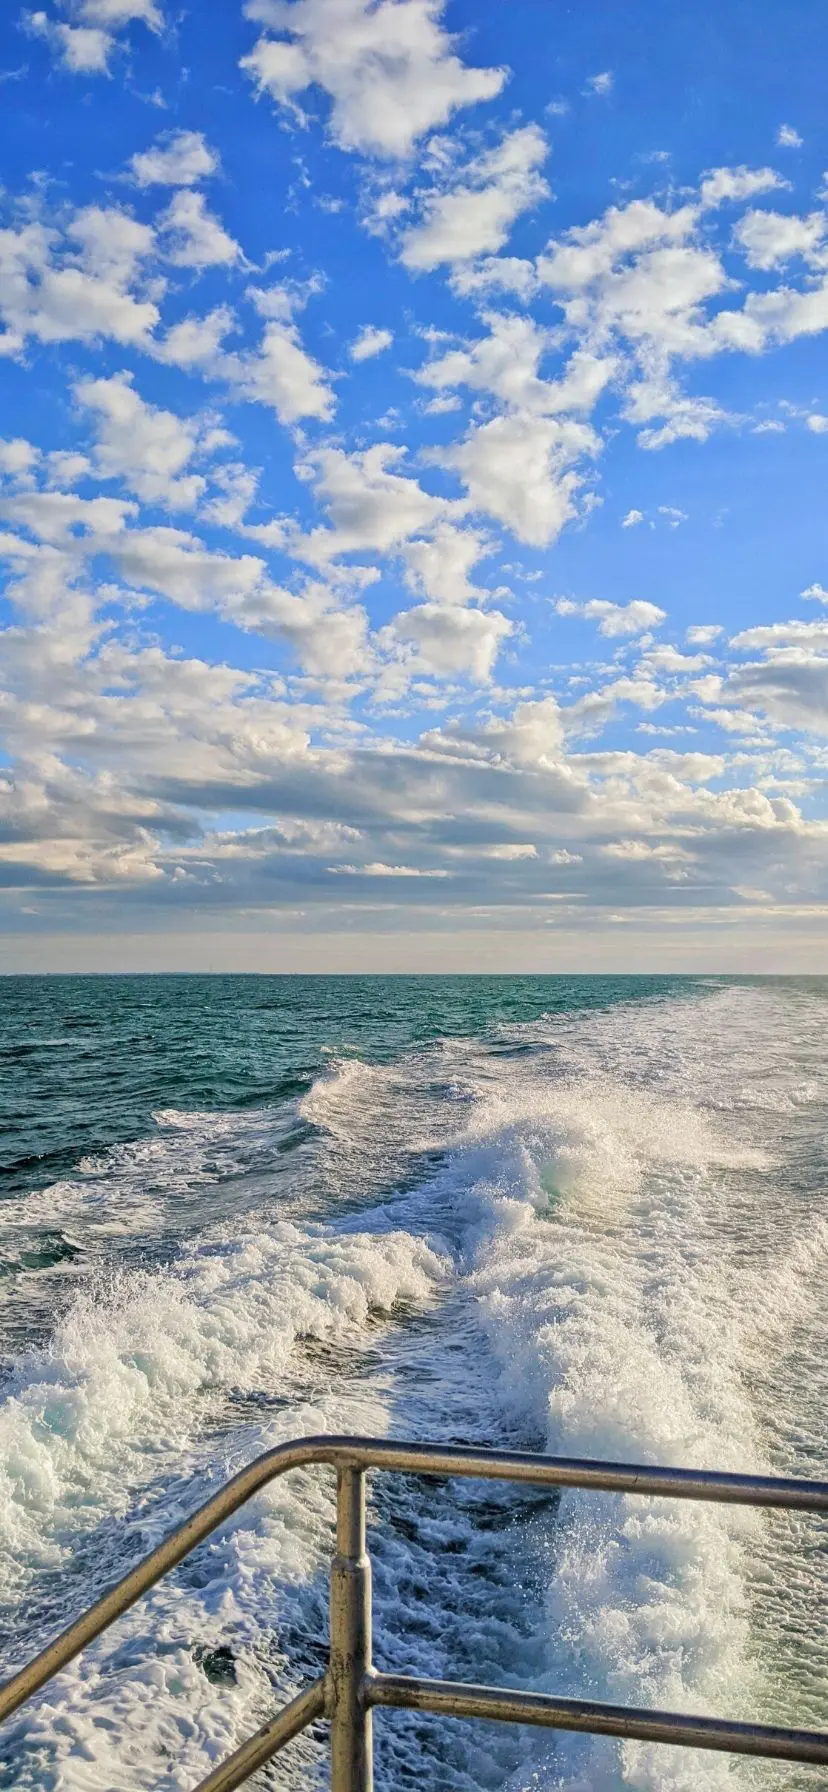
[411,1075,762,1788]
[0,1219,445,1597]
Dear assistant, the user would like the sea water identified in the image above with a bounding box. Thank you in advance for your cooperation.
[0,973,825,1791]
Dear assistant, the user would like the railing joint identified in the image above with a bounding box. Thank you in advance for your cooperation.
[3,1433,828,1788]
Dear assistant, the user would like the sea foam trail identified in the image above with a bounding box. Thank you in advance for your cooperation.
[303,983,827,1789]
[353,1059,767,1792]
[1,982,826,1791]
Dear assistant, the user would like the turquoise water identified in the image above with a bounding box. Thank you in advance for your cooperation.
[0,974,826,1790]
[1,973,687,1199]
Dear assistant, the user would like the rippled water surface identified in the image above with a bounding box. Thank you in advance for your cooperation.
[0,972,826,1791]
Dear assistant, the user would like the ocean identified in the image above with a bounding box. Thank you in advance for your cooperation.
[0,973,826,1791]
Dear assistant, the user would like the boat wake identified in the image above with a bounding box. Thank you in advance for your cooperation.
[1,981,826,1790]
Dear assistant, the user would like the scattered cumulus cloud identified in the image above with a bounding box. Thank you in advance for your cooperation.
[349,325,393,362]
[699,165,788,208]
[555,597,667,636]
[24,0,163,74]
[239,0,507,158]
[438,411,594,547]
[776,124,803,149]
[129,131,220,187]
[399,125,549,270]
[158,190,242,268]
[3,10,828,942]
[734,208,826,270]
[74,371,211,511]
[0,438,40,479]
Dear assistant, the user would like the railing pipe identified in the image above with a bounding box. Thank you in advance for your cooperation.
[188,1678,327,1792]
[368,1674,828,1765]
[329,1467,373,1792]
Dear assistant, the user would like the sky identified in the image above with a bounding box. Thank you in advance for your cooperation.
[1,0,827,973]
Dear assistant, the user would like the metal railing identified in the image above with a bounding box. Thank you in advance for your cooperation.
[2,1434,828,1790]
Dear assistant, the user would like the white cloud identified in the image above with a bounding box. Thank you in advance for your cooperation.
[159,190,242,269]
[802,583,828,604]
[421,392,462,415]
[486,842,537,860]
[391,599,511,680]
[0,207,159,357]
[740,280,828,348]
[76,0,163,23]
[622,508,644,528]
[349,324,393,361]
[438,412,597,547]
[0,438,40,480]
[220,319,336,424]
[228,577,373,676]
[734,208,826,270]
[585,71,613,96]
[111,524,268,612]
[535,197,743,448]
[24,10,112,70]
[46,450,93,486]
[70,205,155,287]
[331,862,449,878]
[74,371,209,511]
[417,312,615,417]
[24,0,163,73]
[699,165,787,209]
[154,306,235,369]
[538,198,697,292]
[642,643,711,673]
[0,487,136,544]
[721,637,828,734]
[449,255,538,301]
[295,443,457,562]
[130,131,220,188]
[776,124,803,149]
[454,693,565,765]
[731,619,828,652]
[201,463,260,529]
[416,310,548,409]
[627,379,727,451]
[403,523,491,605]
[400,125,548,270]
[686,624,723,644]
[806,413,828,434]
[658,505,687,527]
[556,597,666,636]
[240,0,506,158]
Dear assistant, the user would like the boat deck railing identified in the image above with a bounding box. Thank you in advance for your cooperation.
[2,1434,828,1790]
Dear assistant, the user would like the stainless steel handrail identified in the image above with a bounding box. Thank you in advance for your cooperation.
[2,1434,828,1791]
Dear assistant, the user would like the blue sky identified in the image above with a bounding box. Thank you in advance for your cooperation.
[1,0,827,972]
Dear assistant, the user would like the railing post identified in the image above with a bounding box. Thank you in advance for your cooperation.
[329,1466,373,1792]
